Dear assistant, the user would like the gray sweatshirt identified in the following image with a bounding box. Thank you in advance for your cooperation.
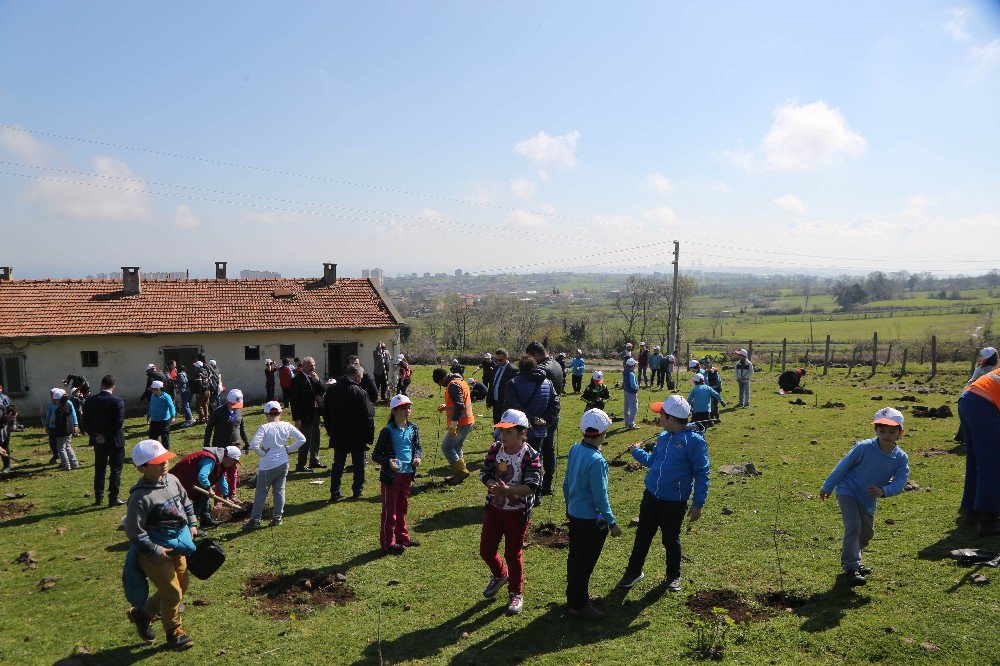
[124,473,197,557]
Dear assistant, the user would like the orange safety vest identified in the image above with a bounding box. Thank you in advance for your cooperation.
[445,378,475,427]
[966,368,1000,410]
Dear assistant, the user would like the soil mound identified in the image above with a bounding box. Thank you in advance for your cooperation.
[530,522,570,548]
[0,500,34,522]
[244,569,357,618]
[687,589,807,623]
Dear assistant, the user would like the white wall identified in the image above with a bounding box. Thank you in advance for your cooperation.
[3,327,399,417]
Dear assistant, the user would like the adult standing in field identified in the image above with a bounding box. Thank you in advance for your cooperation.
[958,366,1000,536]
[649,346,662,390]
[164,360,178,402]
[734,349,754,408]
[289,356,327,472]
[278,358,295,407]
[176,365,194,427]
[344,355,379,404]
[637,342,650,388]
[264,359,276,403]
[505,354,560,500]
[480,353,497,394]
[325,364,375,501]
[570,350,586,394]
[207,360,222,410]
[191,361,211,423]
[487,348,517,426]
[140,363,166,403]
[82,374,126,506]
[526,341,564,497]
[373,342,392,402]
[434,367,475,485]
[956,346,999,443]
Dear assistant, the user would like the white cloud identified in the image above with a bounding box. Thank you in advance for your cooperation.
[28,155,151,221]
[509,176,537,199]
[708,181,730,195]
[173,204,201,230]
[722,100,868,172]
[505,209,549,231]
[943,7,972,42]
[468,179,498,205]
[645,172,674,195]
[537,203,557,215]
[641,205,680,226]
[0,126,51,165]
[417,208,444,220]
[970,38,1000,79]
[773,194,806,213]
[514,130,581,170]
[242,210,315,226]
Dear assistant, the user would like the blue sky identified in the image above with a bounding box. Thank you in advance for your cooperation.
[1,1,998,278]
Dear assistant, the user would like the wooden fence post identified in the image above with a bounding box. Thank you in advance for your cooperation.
[769,351,775,372]
[885,342,893,367]
[930,335,937,378]
[686,343,691,369]
[870,332,878,376]
[823,334,831,376]
[748,341,754,360]
[900,347,908,376]
[781,338,787,372]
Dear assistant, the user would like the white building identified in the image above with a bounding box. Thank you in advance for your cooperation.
[0,263,404,416]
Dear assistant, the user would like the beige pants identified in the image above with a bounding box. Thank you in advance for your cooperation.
[139,551,189,632]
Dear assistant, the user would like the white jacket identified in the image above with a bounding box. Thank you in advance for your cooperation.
[734,360,754,382]
[249,421,307,472]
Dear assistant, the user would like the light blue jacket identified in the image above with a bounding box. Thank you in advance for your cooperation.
[632,428,710,507]
[563,442,616,525]
[570,357,586,377]
[45,401,78,429]
[821,438,910,514]
[623,369,639,394]
[147,392,176,422]
[687,384,723,413]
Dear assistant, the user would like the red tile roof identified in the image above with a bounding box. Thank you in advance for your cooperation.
[0,278,402,338]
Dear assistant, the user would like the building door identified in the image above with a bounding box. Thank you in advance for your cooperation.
[162,347,201,373]
[326,342,358,379]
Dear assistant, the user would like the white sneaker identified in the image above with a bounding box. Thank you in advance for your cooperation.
[506,593,523,616]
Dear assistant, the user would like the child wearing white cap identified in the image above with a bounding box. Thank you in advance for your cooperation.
[45,388,79,470]
[570,350,586,394]
[246,402,307,529]
[820,408,910,586]
[734,349,754,408]
[147,381,177,451]
[170,445,242,528]
[371,394,423,553]
[687,373,725,425]
[649,346,662,390]
[563,409,621,620]
[969,346,998,384]
[123,439,197,650]
[623,358,640,429]
[479,409,543,616]
[581,371,611,411]
[617,396,709,593]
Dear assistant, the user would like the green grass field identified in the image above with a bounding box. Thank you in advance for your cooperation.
[1,364,997,665]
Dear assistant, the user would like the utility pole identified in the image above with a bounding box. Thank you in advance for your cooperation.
[667,241,680,359]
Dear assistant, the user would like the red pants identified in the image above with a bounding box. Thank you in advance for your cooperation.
[380,473,413,549]
[479,505,528,595]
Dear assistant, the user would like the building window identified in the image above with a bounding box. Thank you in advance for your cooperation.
[81,351,99,367]
[279,344,295,360]
[0,355,26,395]
[245,345,261,361]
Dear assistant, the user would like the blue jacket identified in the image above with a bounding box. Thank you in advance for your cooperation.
[503,370,560,439]
[623,369,639,394]
[649,353,662,370]
[821,438,910,514]
[563,442,616,525]
[123,526,196,608]
[45,401,78,429]
[632,428,710,507]
[147,393,176,422]
[196,457,229,497]
[705,367,722,391]
[687,384,723,413]
[570,357,586,377]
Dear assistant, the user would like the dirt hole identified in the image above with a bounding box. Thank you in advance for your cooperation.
[244,569,358,618]
[686,588,807,624]
[530,522,570,549]
[212,503,251,523]
[0,500,34,522]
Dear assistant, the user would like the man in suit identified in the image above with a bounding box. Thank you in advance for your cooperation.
[486,348,518,426]
[289,356,326,472]
[323,363,375,501]
[82,375,127,506]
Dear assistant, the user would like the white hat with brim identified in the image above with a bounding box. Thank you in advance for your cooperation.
[494,409,530,429]
[132,439,175,466]
[389,394,412,410]
[580,409,612,435]
[263,400,282,414]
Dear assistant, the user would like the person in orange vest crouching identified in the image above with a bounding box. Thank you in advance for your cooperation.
[433,367,475,485]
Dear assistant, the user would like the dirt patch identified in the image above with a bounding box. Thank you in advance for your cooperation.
[530,522,570,549]
[756,590,807,610]
[213,503,251,523]
[0,500,34,522]
[819,401,846,409]
[911,405,954,419]
[183,434,203,440]
[687,589,807,624]
[919,448,961,457]
[244,569,358,619]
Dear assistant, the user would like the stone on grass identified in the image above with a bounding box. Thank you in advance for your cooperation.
[721,507,734,515]
[970,574,990,586]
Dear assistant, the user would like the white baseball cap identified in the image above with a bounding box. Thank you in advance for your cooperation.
[149,380,164,390]
[689,359,700,368]
[389,394,412,410]
[226,388,243,407]
[50,387,66,399]
[396,354,405,363]
[625,357,637,367]
[263,400,282,414]
[625,342,633,348]
[194,361,204,368]
[872,407,905,431]
[693,372,705,383]
[666,354,676,362]
[653,345,660,351]
[224,446,242,462]
[265,358,273,364]
[146,364,156,371]
[209,360,217,367]
[651,395,691,419]
[494,409,530,429]
[982,347,997,360]
[326,378,337,386]
[640,341,647,346]
[580,409,612,435]
[483,353,492,359]
[737,348,749,357]
[592,370,604,382]
[132,439,175,466]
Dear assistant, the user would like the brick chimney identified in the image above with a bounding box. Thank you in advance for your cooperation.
[122,266,141,295]
[215,262,228,279]
[0,267,11,281]
[323,262,337,286]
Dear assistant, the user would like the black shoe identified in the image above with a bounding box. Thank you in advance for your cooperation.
[126,607,155,644]
[616,571,645,589]
[540,488,553,497]
[351,491,363,500]
[979,513,1000,537]
[294,466,307,473]
[666,578,682,592]
[49,456,59,464]
[857,564,873,575]
[93,497,104,506]
[329,493,343,503]
[200,514,221,528]
[310,461,327,469]
[402,539,421,547]
[165,626,194,651]
[109,498,126,507]
[384,544,405,555]
[845,569,867,586]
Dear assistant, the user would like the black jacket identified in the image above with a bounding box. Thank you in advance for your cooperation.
[485,362,517,408]
[140,370,167,402]
[322,380,375,451]
[538,357,565,396]
[82,390,126,448]
[203,405,250,449]
[289,371,325,421]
